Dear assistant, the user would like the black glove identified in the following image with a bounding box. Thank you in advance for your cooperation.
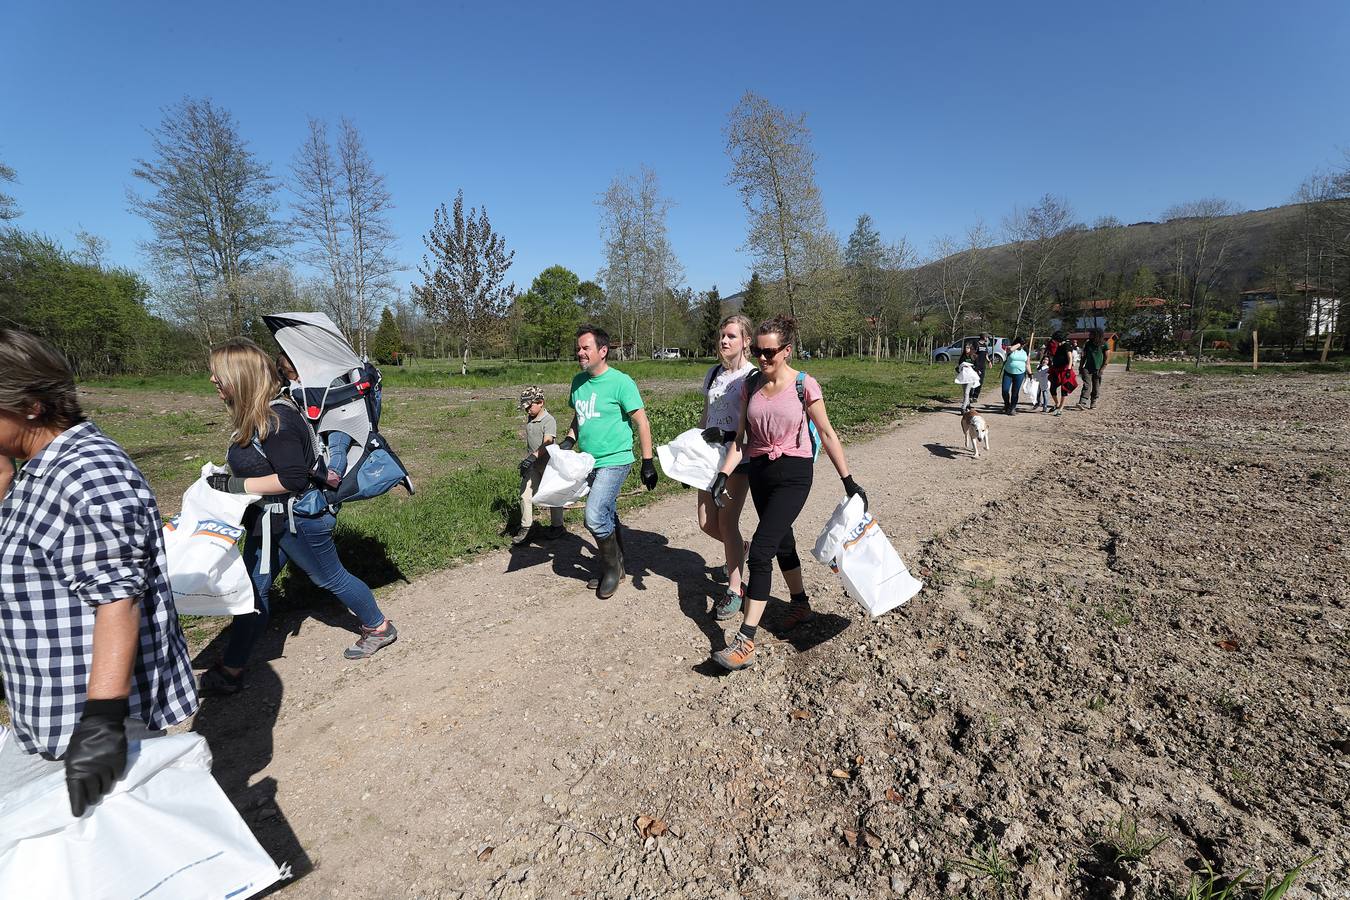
[701,427,723,444]
[65,697,129,817]
[558,436,576,451]
[710,472,729,508]
[640,457,658,490]
[842,475,868,512]
[518,455,536,477]
[206,472,247,493]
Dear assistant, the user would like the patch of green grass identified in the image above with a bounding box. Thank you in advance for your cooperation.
[1179,856,1318,900]
[963,574,997,592]
[1096,600,1133,627]
[1087,695,1110,712]
[1092,816,1164,864]
[947,841,1016,893]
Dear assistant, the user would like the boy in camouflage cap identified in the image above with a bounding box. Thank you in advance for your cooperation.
[513,386,565,544]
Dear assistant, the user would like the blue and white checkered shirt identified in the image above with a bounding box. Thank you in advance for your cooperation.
[0,421,198,758]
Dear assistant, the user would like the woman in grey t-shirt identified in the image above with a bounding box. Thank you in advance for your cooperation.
[697,314,756,621]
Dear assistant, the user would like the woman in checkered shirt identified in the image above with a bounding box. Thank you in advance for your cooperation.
[0,329,198,816]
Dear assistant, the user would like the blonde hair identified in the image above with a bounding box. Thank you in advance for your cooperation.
[719,314,754,360]
[210,339,282,447]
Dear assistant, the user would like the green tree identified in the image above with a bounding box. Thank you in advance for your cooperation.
[370,307,403,364]
[0,230,159,375]
[0,159,19,221]
[741,271,770,324]
[698,286,723,356]
[517,265,584,357]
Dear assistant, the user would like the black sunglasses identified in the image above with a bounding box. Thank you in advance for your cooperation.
[752,345,788,359]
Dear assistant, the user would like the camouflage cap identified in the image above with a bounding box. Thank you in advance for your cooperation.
[518,385,545,409]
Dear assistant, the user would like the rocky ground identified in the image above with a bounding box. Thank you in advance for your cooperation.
[193,367,1348,900]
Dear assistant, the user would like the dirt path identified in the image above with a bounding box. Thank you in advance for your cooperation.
[189,373,1075,897]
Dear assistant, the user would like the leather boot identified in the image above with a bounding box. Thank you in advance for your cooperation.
[587,532,625,598]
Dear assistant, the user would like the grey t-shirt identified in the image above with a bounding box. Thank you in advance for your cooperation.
[526,410,557,453]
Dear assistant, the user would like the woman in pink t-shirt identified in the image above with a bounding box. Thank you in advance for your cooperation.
[706,314,868,671]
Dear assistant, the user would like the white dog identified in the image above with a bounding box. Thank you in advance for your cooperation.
[961,408,990,458]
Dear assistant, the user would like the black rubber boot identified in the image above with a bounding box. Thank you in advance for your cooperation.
[587,532,625,598]
[613,523,626,580]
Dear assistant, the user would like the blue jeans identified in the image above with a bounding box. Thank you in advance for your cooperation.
[584,463,631,539]
[224,511,384,668]
[1001,371,1026,410]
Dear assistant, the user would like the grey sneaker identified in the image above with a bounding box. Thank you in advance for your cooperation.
[345,620,398,660]
[713,587,743,621]
[511,525,534,545]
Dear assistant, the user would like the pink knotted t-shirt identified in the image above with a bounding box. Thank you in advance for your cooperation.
[745,373,822,460]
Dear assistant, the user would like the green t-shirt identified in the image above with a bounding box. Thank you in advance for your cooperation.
[569,367,644,468]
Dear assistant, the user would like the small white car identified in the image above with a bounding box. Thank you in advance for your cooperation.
[652,348,682,359]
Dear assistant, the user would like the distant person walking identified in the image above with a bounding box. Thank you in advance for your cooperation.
[969,333,992,406]
[1077,329,1111,409]
[0,329,197,814]
[707,314,867,671]
[697,314,755,621]
[557,325,658,599]
[1031,355,1051,412]
[512,386,565,544]
[955,342,981,412]
[1046,331,1077,416]
[200,339,398,698]
[1001,337,1028,415]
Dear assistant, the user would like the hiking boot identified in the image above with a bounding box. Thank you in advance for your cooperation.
[781,603,816,631]
[713,587,743,621]
[200,663,244,697]
[344,620,398,660]
[542,524,566,540]
[712,633,756,671]
[511,524,534,545]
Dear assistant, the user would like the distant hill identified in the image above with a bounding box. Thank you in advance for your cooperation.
[913,201,1339,299]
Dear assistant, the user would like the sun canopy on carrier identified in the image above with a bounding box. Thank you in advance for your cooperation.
[263,312,413,503]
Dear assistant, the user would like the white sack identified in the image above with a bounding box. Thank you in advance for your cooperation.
[533,449,596,507]
[813,495,923,618]
[954,363,981,387]
[0,731,282,900]
[164,465,260,617]
[656,428,729,491]
[1019,375,1038,403]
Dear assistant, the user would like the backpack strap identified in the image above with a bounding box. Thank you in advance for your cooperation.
[704,364,721,394]
[794,372,813,454]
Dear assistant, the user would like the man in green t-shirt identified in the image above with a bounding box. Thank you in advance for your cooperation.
[555,325,657,598]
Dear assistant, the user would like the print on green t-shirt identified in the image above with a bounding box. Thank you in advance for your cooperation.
[569,368,644,468]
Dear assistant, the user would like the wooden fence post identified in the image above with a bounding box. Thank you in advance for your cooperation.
[1252,329,1259,371]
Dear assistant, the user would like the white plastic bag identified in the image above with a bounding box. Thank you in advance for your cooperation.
[813,495,923,618]
[0,731,282,900]
[1019,375,1038,404]
[954,362,981,387]
[164,464,260,617]
[656,428,729,491]
[533,449,596,507]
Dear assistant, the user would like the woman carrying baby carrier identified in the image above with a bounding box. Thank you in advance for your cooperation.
[706,315,867,671]
[1046,330,1077,417]
[199,339,398,697]
[697,314,756,621]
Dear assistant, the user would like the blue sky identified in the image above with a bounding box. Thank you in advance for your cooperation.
[2,0,1346,299]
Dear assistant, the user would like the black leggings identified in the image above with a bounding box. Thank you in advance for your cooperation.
[745,454,814,600]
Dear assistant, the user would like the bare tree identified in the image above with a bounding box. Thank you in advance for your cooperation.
[1161,198,1238,332]
[290,118,400,355]
[927,223,992,343]
[414,189,515,375]
[0,159,19,221]
[724,91,828,318]
[129,97,284,336]
[337,119,399,355]
[596,167,682,358]
[1003,194,1076,335]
